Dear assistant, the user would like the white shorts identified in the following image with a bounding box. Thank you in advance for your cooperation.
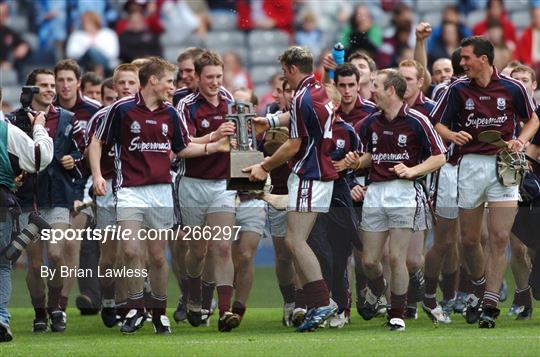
[268,205,286,237]
[287,173,333,213]
[435,163,459,219]
[95,179,116,229]
[458,154,519,209]
[19,207,71,228]
[361,180,427,232]
[78,176,94,218]
[178,177,236,227]
[116,184,174,229]
[236,199,267,235]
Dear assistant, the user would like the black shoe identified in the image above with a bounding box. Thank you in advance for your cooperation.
[153,315,171,335]
[464,294,481,324]
[0,321,13,342]
[173,300,187,324]
[404,306,418,320]
[186,308,202,327]
[32,317,48,333]
[516,306,532,320]
[120,309,145,334]
[49,310,67,332]
[479,306,500,328]
[101,306,119,328]
[76,295,100,315]
[358,283,387,321]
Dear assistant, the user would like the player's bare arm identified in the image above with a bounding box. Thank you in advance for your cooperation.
[344,151,372,170]
[511,112,540,151]
[435,122,473,146]
[390,153,446,179]
[88,135,106,196]
[243,137,301,181]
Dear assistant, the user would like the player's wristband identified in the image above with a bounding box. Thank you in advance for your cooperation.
[204,143,209,155]
[266,113,279,129]
[516,138,525,146]
[260,163,270,173]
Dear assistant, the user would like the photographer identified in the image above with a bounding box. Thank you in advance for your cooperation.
[12,69,86,334]
[0,87,54,342]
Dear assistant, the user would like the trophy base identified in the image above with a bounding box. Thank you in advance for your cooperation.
[228,150,266,191]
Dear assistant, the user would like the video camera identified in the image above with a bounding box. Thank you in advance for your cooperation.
[12,86,39,137]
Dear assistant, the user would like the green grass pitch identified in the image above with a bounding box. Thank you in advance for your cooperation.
[3,268,540,356]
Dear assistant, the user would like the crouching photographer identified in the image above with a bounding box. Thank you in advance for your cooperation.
[0,86,54,342]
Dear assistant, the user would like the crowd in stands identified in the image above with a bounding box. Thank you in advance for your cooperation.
[0,0,538,110]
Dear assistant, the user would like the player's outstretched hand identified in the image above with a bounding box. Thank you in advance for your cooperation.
[254,117,270,134]
[93,175,107,196]
[506,139,524,152]
[214,122,236,140]
[242,164,268,182]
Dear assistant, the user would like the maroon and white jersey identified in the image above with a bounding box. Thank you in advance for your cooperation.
[87,106,115,180]
[96,92,189,189]
[177,92,233,180]
[54,91,101,138]
[289,74,338,181]
[431,67,535,156]
[336,96,377,128]
[359,103,446,182]
[410,92,436,124]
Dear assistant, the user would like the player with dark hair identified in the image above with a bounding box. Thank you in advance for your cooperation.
[245,46,339,332]
[81,72,103,103]
[100,78,117,107]
[431,36,539,328]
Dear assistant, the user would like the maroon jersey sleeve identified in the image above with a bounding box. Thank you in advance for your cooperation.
[170,107,190,154]
[289,95,309,140]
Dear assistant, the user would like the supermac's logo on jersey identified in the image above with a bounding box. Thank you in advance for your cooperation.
[201,119,210,128]
[465,98,475,111]
[336,139,345,149]
[372,132,378,145]
[398,134,407,147]
[497,98,506,111]
[162,123,168,136]
[130,121,141,134]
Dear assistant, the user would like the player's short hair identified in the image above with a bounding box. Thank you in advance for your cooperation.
[505,60,521,70]
[131,58,151,69]
[112,63,139,84]
[278,46,313,74]
[234,87,259,106]
[101,77,114,97]
[177,47,205,63]
[26,68,54,86]
[399,59,425,80]
[348,50,377,72]
[81,72,103,90]
[511,64,537,83]
[324,83,341,106]
[461,36,495,66]
[378,69,407,100]
[334,63,360,84]
[138,57,177,87]
[194,50,224,75]
[451,47,464,76]
[54,59,82,80]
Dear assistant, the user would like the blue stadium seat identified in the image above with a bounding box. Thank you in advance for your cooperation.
[511,10,531,31]
[205,31,246,49]
[248,30,290,48]
[250,65,279,86]
[211,12,237,31]
[250,46,287,66]
[1,68,18,86]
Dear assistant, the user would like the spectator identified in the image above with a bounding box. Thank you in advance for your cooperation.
[223,51,252,91]
[115,0,163,35]
[160,0,207,45]
[428,21,461,69]
[66,11,119,76]
[0,2,30,77]
[472,0,517,51]
[383,3,415,49]
[70,0,118,31]
[516,6,540,74]
[340,5,382,60]
[295,9,323,59]
[427,5,472,54]
[379,23,412,69]
[236,0,293,33]
[486,19,513,71]
[35,0,68,61]
[118,11,162,63]
[80,72,103,102]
